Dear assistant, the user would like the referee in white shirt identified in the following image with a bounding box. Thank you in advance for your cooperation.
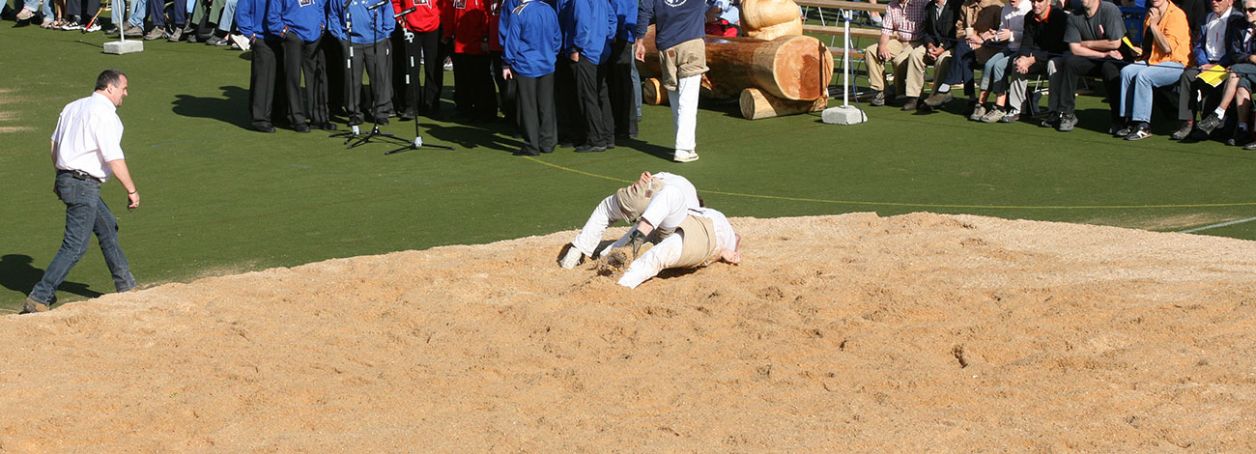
[24,69,141,314]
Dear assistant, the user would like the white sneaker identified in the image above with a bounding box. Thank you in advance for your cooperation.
[83,23,101,32]
[673,149,699,163]
[559,246,584,269]
[16,7,35,20]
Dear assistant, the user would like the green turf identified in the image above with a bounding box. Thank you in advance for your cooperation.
[2,25,1254,312]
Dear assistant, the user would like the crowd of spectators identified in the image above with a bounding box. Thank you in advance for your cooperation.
[10,0,1256,147]
[4,0,746,160]
[866,0,1256,146]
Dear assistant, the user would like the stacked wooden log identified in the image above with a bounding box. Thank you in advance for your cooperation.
[637,28,834,120]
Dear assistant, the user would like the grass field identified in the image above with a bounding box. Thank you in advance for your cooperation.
[2,24,1254,312]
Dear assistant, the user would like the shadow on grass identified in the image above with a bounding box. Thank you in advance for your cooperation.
[0,254,102,300]
[423,122,525,153]
[171,85,253,129]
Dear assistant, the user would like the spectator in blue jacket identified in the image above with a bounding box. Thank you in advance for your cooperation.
[608,0,638,140]
[501,0,562,155]
[329,0,398,126]
[280,0,330,132]
[238,0,286,132]
[562,0,615,152]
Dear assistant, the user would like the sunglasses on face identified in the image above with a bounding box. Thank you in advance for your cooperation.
[1248,6,1256,11]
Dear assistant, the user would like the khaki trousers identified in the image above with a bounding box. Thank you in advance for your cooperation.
[863,39,929,98]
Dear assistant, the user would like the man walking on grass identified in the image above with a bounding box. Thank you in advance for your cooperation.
[24,69,141,314]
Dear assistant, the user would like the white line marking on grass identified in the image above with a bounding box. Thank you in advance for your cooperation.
[1180,216,1256,233]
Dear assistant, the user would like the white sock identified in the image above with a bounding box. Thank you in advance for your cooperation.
[1215,107,1226,119]
[937,85,951,94]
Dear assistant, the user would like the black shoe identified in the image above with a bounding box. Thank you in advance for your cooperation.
[294,123,311,133]
[399,112,415,121]
[901,97,918,111]
[1170,120,1194,140]
[1039,113,1060,128]
[869,90,885,106]
[540,146,555,154]
[1112,123,1135,138]
[318,122,338,131]
[557,140,576,148]
[1124,123,1152,141]
[574,144,606,153]
[513,148,540,156]
[923,91,953,109]
[374,117,390,126]
[605,142,616,149]
[253,123,276,133]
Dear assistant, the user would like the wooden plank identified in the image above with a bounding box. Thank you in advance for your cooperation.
[795,0,887,13]
[803,24,882,38]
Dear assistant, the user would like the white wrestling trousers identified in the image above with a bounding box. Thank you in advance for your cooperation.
[571,195,626,257]
[618,232,685,289]
[668,74,701,152]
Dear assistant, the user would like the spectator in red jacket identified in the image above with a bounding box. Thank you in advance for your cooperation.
[442,0,498,121]
[487,0,517,126]
[392,0,444,119]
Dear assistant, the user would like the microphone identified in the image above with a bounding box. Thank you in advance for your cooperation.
[394,6,416,18]
[367,0,389,9]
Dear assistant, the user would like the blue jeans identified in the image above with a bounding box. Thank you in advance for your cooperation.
[148,0,186,28]
[216,0,237,32]
[980,50,1014,92]
[128,0,148,28]
[1120,61,1184,123]
[29,172,136,305]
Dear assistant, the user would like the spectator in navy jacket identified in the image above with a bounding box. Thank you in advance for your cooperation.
[329,0,398,125]
[238,0,286,132]
[501,0,562,155]
[635,0,706,162]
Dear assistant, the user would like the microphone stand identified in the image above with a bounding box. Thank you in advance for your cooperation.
[344,0,415,151]
[329,0,366,140]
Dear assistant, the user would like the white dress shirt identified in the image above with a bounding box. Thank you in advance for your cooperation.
[1204,8,1234,63]
[51,92,125,181]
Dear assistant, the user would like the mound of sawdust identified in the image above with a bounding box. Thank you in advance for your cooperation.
[2,213,1255,451]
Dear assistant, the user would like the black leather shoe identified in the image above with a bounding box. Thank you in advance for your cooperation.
[574,144,606,153]
[253,123,276,133]
[294,123,311,133]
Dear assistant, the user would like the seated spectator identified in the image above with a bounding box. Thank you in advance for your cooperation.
[1172,0,1243,140]
[972,0,1032,122]
[1196,1,1256,145]
[205,0,241,46]
[1112,0,1190,140]
[921,0,1005,113]
[706,0,741,37]
[1042,0,1126,132]
[863,0,928,109]
[987,0,1065,123]
[145,0,189,40]
[913,0,961,111]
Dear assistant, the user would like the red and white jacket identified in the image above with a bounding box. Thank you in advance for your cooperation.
[392,0,441,33]
[441,0,490,55]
